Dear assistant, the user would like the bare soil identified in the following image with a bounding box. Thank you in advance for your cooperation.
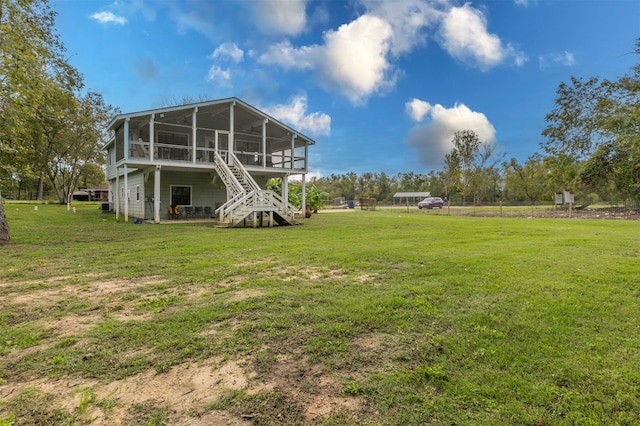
[0,274,367,425]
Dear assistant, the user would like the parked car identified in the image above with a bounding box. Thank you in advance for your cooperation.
[418,197,444,209]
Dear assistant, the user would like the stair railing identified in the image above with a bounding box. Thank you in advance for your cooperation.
[228,152,261,192]
[213,151,245,197]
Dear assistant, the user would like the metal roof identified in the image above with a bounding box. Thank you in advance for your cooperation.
[393,192,431,198]
[105,97,315,146]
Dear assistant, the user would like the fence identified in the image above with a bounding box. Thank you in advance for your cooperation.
[372,201,640,220]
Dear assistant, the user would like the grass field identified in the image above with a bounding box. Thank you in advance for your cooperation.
[1,202,639,425]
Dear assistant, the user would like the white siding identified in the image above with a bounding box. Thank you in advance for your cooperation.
[110,169,230,220]
[115,171,145,219]
[105,147,117,180]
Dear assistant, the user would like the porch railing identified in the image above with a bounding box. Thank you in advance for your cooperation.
[129,140,227,165]
[128,140,306,171]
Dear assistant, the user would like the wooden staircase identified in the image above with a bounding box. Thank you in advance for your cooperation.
[213,152,297,227]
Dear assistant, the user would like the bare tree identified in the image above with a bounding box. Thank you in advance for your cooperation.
[159,94,211,107]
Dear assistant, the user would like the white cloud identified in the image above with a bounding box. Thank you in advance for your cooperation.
[258,40,317,70]
[360,0,442,56]
[90,11,127,25]
[263,95,331,137]
[514,0,529,6]
[210,43,244,63]
[258,1,527,103]
[406,98,432,122]
[206,66,232,87]
[259,15,396,105]
[318,15,395,104]
[437,4,526,70]
[253,0,308,36]
[406,100,496,168]
[539,51,575,70]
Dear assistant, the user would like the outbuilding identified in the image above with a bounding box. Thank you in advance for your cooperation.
[393,192,431,206]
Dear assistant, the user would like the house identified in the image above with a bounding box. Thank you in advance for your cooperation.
[103,97,315,226]
[73,184,110,202]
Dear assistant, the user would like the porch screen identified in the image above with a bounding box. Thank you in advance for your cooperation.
[171,186,191,206]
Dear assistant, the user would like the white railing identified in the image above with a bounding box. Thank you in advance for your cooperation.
[213,152,245,197]
[215,189,297,226]
[229,152,261,192]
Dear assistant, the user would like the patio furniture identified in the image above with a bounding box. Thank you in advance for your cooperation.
[204,206,212,218]
[184,206,194,219]
[194,206,203,218]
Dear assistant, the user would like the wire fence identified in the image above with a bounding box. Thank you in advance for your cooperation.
[331,200,640,220]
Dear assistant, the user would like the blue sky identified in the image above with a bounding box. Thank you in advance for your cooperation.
[54,0,639,177]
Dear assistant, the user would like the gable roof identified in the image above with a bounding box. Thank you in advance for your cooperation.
[105,97,315,148]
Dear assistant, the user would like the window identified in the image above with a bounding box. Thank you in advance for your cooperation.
[136,185,140,202]
[171,185,191,206]
[157,131,189,146]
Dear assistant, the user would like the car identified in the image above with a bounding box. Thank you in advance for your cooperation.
[418,197,444,209]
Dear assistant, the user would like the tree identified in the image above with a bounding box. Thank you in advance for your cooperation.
[503,154,549,207]
[452,130,481,205]
[472,141,504,205]
[1,1,112,209]
[1,0,82,196]
[45,91,115,204]
[0,198,9,245]
[448,130,481,206]
[306,184,330,213]
[267,178,302,208]
[441,150,460,203]
[1,0,80,241]
[541,38,640,202]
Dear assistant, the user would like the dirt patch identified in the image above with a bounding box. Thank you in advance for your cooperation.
[1,270,372,424]
[92,358,251,424]
[0,357,254,425]
[261,354,366,422]
[0,275,168,306]
[227,289,265,303]
[1,351,367,424]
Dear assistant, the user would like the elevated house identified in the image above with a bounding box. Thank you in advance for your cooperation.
[104,98,315,226]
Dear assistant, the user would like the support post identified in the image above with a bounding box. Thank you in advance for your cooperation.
[290,134,296,169]
[282,175,288,211]
[149,113,155,161]
[192,107,198,164]
[229,101,235,165]
[124,118,130,160]
[115,169,120,222]
[262,119,268,167]
[123,164,129,222]
[301,173,306,216]
[154,165,161,224]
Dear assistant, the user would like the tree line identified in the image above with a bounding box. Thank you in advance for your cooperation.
[311,41,640,208]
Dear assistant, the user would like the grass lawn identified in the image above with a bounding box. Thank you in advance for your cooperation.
[1,202,639,425]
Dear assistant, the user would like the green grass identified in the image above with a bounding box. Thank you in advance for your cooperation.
[1,202,640,425]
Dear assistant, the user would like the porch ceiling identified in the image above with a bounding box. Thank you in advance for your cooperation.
[109,97,315,145]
